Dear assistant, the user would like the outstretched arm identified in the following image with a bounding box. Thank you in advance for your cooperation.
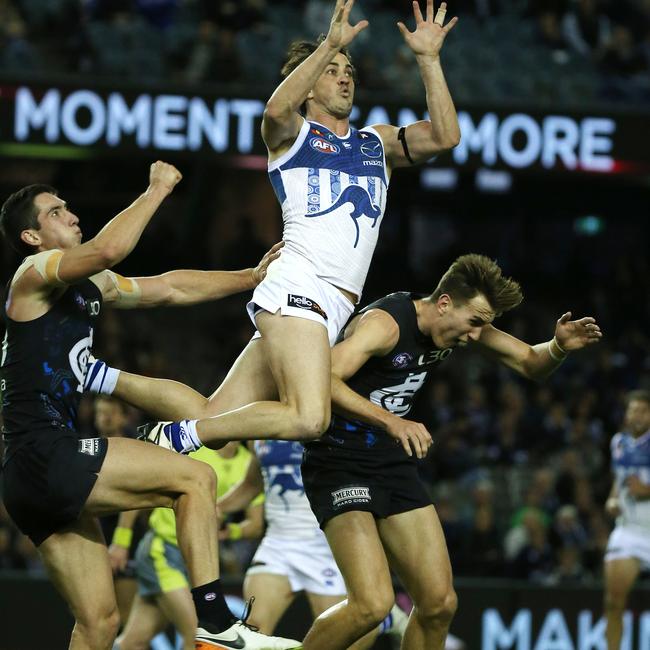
[375,1,460,167]
[476,312,602,381]
[262,0,368,154]
[7,162,181,319]
[331,309,433,458]
[96,242,283,309]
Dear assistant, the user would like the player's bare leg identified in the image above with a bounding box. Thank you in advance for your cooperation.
[243,573,296,633]
[86,437,219,586]
[39,515,121,650]
[604,558,640,650]
[378,506,457,650]
[306,593,379,650]
[194,312,332,442]
[302,512,394,650]
[108,338,278,422]
[117,594,168,650]
[141,314,333,452]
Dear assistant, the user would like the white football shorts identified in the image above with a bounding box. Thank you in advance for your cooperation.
[246,534,346,595]
[247,254,355,347]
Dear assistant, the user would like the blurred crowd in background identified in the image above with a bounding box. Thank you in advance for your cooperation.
[1,0,650,106]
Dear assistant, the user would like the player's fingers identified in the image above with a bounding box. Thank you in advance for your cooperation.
[413,0,424,24]
[434,2,447,26]
[558,311,572,323]
[269,241,285,253]
[443,15,458,32]
[402,435,413,457]
[333,0,345,23]
[426,0,434,22]
[343,0,356,21]
[413,436,424,459]
[419,423,432,442]
[353,19,369,35]
[396,21,410,37]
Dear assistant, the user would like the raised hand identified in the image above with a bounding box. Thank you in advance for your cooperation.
[554,312,603,352]
[326,0,369,50]
[397,1,458,59]
[149,161,182,194]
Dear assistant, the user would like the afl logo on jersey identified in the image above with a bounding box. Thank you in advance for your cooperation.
[392,352,413,368]
[361,141,382,158]
[310,138,340,154]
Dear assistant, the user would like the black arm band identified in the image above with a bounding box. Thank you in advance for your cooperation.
[397,126,414,165]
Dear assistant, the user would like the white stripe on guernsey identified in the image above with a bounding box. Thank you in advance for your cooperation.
[268,119,311,171]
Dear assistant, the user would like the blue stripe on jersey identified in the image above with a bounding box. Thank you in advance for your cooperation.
[330,169,341,201]
[269,168,286,205]
[368,176,376,203]
[307,168,321,213]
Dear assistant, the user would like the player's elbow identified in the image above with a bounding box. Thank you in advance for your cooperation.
[439,130,461,151]
[263,103,293,125]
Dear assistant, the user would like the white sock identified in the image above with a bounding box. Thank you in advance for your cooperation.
[183,419,203,451]
[84,357,120,395]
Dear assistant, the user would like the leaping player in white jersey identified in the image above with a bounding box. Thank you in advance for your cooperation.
[114,0,460,456]
[217,440,409,649]
[603,390,650,650]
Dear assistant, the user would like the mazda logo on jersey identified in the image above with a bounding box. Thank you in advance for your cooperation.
[310,138,340,154]
[361,141,382,158]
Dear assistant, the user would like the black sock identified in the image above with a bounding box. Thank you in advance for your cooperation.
[191,579,236,631]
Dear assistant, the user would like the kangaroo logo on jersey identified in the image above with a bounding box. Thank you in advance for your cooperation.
[270,469,304,511]
[306,185,381,248]
[361,141,382,158]
[310,138,340,154]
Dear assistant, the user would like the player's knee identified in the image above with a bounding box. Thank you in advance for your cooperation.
[604,592,626,613]
[415,588,457,628]
[294,406,331,439]
[76,605,120,646]
[351,591,394,629]
[192,460,217,496]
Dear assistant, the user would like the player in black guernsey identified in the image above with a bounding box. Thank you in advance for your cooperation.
[0,163,299,650]
[298,254,603,650]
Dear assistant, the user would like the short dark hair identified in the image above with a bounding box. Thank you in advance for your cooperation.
[431,254,523,316]
[627,390,650,407]
[0,184,56,255]
[281,35,354,114]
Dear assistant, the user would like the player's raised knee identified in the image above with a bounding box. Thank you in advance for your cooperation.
[193,459,217,495]
[293,404,331,439]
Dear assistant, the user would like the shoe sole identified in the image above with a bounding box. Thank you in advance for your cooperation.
[194,641,302,650]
